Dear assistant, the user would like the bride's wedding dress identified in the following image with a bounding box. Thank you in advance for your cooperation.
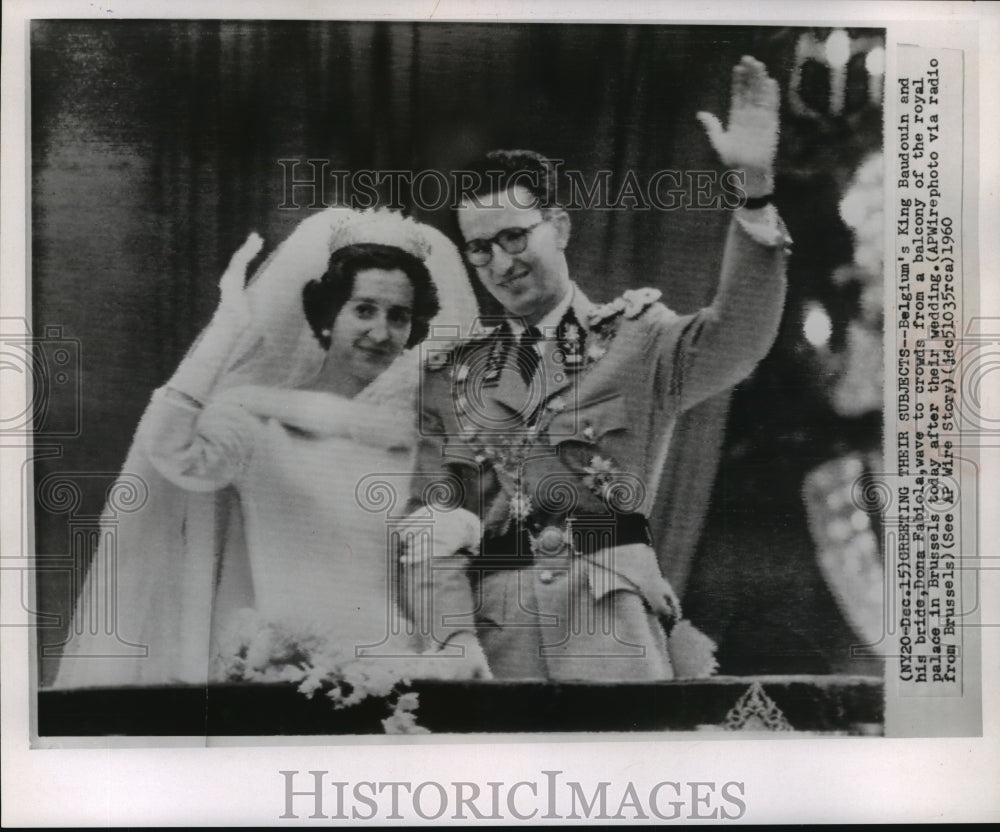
[50,208,478,689]
[147,384,422,671]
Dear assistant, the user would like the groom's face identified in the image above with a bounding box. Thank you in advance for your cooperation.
[457,185,571,324]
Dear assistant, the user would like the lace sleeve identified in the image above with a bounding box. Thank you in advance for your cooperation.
[141,387,261,491]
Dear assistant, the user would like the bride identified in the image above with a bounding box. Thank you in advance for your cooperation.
[51,207,485,689]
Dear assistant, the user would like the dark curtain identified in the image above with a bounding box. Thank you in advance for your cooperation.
[31,22,848,684]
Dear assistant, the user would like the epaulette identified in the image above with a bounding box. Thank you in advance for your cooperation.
[586,287,663,327]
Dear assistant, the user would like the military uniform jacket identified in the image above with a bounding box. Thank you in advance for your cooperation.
[407,213,790,680]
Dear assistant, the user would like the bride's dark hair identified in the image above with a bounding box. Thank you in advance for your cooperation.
[303,243,440,350]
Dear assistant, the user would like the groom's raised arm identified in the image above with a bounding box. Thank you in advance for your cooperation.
[656,55,791,411]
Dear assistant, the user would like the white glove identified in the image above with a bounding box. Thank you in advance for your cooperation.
[648,576,682,623]
[417,631,493,681]
[399,506,481,566]
[588,543,682,622]
[164,232,265,403]
[214,231,264,331]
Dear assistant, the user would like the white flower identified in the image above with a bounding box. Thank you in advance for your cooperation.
[394,692,421,715]
[213,611,439,732]
[546,396,567,413]
[509,490,533,522]
[583,454,617,498]
[596,480,617,502]
[586,344,607,362]
[297,675,324,699]
[586,455,614,474]
[383,708,431,735]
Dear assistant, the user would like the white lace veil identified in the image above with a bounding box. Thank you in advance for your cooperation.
[219,206,477,394]
[51,208,478,689]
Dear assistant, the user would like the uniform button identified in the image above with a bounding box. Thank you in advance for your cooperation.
[538,570,555,584]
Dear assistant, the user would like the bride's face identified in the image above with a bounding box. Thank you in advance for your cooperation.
[327,268,415,388]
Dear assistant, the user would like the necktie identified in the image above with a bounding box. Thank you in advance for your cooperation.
[516,326,542,385]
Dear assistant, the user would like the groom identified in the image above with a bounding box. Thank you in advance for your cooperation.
[403,56,791,681]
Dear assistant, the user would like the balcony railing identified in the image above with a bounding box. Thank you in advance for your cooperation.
[38,675,883,737]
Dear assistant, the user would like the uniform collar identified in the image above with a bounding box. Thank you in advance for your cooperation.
[506,284,576,338]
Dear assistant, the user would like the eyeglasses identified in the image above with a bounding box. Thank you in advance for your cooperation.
[462,221,545,266]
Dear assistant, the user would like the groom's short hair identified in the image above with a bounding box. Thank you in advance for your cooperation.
[459,149,562,210]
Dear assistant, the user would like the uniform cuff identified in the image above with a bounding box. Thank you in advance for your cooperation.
[734,203,793,249]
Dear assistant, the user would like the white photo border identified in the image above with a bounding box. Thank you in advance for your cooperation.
[3,0,998,825]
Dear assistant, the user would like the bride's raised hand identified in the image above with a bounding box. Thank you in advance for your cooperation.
[214,232,264,332]
[165,232,264,402]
